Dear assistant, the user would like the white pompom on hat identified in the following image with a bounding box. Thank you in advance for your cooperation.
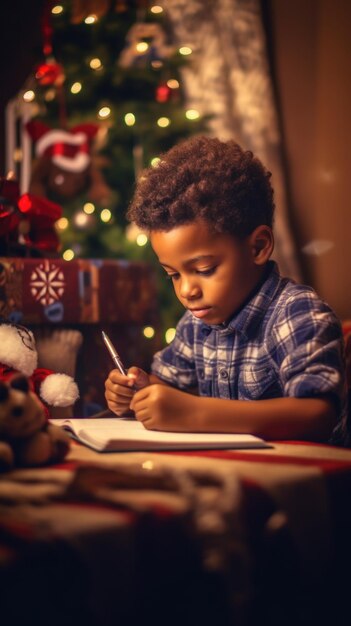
[40,373,79,407]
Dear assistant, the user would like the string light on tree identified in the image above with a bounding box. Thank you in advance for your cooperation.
[185,109,200,120]
[136,41,149,53]
[124,113,136,126]
[89,58,102,70]
[143,326,155,339]
[63,249,75,261]
[52,5,63,15]
[136,233,148,246]
[151,157,160,167]
[98,106,111,119]
[100,208,112,222]
[23,90,35,102]
[167,79,179,89]
[83,202,95,214]
[150,5,163,14]
[157,117,170,128]
[165,328,176,344]
[85,15,98,24]
[74,210,90,228]
[179,46,192,56]
[56,217,69,230]
[71,82,82,94]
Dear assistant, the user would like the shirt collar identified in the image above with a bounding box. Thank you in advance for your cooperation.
[200,261,283,338]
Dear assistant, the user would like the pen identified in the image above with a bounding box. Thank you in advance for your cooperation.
[102,331,127,376]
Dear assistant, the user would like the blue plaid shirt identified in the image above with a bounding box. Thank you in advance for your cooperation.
[152,261,348,445]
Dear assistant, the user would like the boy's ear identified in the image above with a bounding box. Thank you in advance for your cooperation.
[249,225,274,265]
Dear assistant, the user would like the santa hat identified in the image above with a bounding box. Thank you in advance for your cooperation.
[26,120,99,173]
[32,369,79,407]
[0,322,79,409]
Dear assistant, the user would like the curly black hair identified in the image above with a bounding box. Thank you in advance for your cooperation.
[127,135,275,238]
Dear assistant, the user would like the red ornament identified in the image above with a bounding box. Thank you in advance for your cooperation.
[17,194,62,253]
[0,176,63,254]
[35,61,65,86]
[155,83,172,103]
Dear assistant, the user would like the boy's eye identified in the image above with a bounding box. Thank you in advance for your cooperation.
[197,266,216,276]
[166,273,180,281]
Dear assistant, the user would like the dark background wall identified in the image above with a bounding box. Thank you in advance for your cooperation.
[268,0,351,319]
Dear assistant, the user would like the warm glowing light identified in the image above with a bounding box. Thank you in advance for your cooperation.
[84,202,95,214]
[74,211,89,227]
[151,60,163,69]
[150,5,163,14]
[100,208,112,222]
[13,148,23,162]
[185,109,200,120]
[45,89,56,101]
[142,460,155,470]
[179,46,192,56]
[143,326,155,339]
[124,113,136,126]
[167,79,179,89]
[85,14,97,24]
[56,217,69,230]
[165,328,176,344]
[136,233,148,246]
[23,90,35,102]
[126,224,141,241]
[157,117,170,128]
[151,157,161,167]
[90,57,102,70]
[63,249,75,261]
[98,106,111,119]
[52,5,63,15]
[136,41,149,53]
[71,82,82,94]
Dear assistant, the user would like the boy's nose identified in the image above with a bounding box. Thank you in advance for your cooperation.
[179,278,201,300]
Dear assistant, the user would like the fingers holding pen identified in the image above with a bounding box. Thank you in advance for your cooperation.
[105,368,136,415]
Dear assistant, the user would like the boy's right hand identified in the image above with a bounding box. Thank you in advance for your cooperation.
[104,366,150,416]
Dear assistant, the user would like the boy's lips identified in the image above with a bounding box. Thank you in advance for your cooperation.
[188,307,212,319]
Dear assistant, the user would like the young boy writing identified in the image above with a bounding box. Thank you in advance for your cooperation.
[105,136,347,444]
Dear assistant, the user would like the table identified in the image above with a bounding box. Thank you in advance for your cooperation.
[1,439,351,626]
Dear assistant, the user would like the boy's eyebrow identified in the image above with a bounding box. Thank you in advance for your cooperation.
[160,255,216,269]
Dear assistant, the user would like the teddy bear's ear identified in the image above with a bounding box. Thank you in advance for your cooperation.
[9,375,30,394]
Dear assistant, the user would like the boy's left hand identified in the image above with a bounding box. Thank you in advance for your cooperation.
[130,384,197,431]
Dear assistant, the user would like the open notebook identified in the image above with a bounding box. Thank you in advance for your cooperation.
[50,417,269,452]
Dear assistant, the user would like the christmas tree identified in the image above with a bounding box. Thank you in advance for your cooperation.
[23,0,208,340]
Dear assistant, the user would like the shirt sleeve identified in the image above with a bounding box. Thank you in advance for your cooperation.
[268,291,346,408]
[151,312,198,390]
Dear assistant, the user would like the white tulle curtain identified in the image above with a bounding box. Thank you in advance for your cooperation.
[163,0,301,282]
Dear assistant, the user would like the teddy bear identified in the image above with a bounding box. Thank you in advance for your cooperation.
[0,374,71,470]
[0,320,79,419]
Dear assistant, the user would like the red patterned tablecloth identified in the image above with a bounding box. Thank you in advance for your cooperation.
[1,440,351,626]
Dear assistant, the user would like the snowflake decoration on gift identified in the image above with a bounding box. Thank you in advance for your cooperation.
[30,260,65,306]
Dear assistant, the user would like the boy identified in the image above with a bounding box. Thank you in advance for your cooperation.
[105,136,347,444]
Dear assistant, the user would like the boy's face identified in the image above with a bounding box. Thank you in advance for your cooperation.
[150,219,263,325]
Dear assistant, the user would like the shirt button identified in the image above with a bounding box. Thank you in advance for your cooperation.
[219,368,229,379]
